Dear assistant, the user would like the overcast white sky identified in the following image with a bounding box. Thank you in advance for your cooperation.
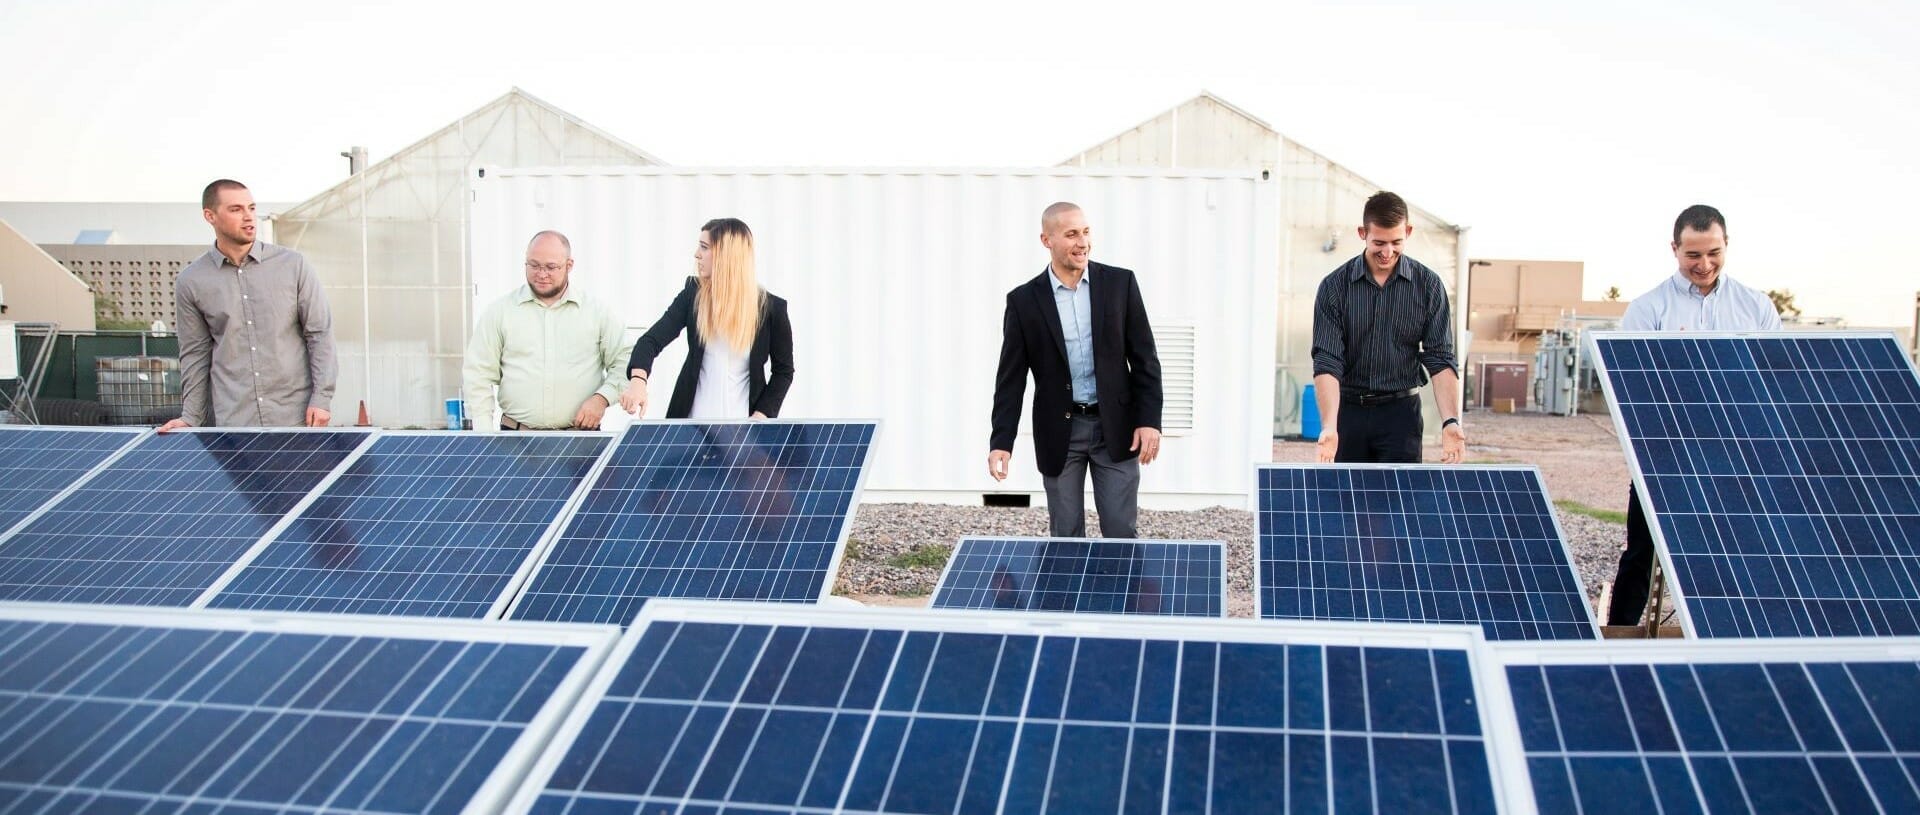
[3,0,1915,328]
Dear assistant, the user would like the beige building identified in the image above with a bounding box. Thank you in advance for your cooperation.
[1466,258,1627,359]
[41,244,203,328]
[0,219,95,331]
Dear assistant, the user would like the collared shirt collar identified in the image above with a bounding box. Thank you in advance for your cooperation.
[1669,271,1722,300]
[1346,254,1413,284]
[515,282,581,307]
[213,241,265,268]
[1048,264,1091,291]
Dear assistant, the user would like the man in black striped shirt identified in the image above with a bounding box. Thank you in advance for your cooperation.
[1310,191,1466,464]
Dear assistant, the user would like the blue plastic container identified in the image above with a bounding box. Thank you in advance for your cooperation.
[1300,383,1322,439]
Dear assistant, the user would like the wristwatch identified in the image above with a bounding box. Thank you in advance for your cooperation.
[1442,417,1462,430]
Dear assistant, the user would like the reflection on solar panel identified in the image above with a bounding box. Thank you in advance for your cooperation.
[931,537,1226,617]
[507,422,876,626]
[1257,465,1599,641]
[205,432,612,618]
[0,604,615,815]
[1593,332,1920,637]
[1497,639,1920,814]
[0,426,143,537]
[510,601,1518,815]
[0,429,370,605]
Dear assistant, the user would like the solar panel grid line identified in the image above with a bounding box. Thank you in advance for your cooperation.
[1256,464,1601,641]
[930,537,1229,617]
[503,420,880,626]
[0,428,376,607]
[1590,331,1920,638]
[0,426,149,545]
[1489,636,1920,814]
[0,602,621,815]
[505,600,1535,815]
[201,430,619,619]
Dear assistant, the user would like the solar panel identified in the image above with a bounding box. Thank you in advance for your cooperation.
[0,603,616,815]
[203,432,614,618]
[0,426,144,538]
[931,537,1227,617]
[1494,638,1920,814]
[1592,331,1920,637]
[0,429,371,605]
[506,421,877,626]
[508,601,1524,815]
[1257,464,1599,641]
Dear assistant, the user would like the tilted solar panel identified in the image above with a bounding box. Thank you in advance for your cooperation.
[506,421,876,626]
[0,426,144,538]
[1592,331,1920,637]
[0,603,616,814]
[1495,638,1920,814]
[1257,464,1599,641]
[931,537,1227,617]
[204,432,612,618]
[508,601,1525,815]
[0,429,371,605]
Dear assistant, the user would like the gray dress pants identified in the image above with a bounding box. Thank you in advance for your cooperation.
[1041,413,1140,538]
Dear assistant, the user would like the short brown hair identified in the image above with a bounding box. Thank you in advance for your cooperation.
[1672,205,1726,243]
[1362,191,1409,230]
[201,179,248,211]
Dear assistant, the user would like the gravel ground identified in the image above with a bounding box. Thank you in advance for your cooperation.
[835,409,1649,620]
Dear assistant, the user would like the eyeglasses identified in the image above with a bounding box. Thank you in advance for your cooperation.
[525,260,566,274]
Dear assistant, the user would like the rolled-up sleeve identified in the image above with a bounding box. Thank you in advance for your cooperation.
[1418,273,1457,377]
[1310,274,1347,379]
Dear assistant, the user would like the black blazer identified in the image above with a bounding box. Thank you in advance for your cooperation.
[991,262,1163,477]
[627,277,794,418]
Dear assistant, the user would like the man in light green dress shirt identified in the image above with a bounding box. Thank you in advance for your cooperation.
[462,231,627,430]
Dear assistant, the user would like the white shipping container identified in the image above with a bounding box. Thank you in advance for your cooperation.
[469,167,1279,508]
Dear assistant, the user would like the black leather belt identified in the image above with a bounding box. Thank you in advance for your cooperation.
[1342,388,1417,406]
[499,416,563,431]
[1070,402,1100,416]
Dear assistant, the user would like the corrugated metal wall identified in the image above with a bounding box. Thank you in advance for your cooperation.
[470,167,1279,506]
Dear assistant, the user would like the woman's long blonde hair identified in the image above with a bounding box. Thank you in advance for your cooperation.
[696,218,764,351]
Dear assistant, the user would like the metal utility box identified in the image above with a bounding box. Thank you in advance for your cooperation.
[1476,361,1529,410]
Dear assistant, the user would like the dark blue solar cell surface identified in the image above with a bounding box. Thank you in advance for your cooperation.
[0,430,370,605]
[527,618,1500,814]
[0,614,589,814]
[1507,655,1920,814]
[1595,334,1920,637]
[932,537,1226,617]
[0,427,141,535]
[207,433,610,617]
[508,422,875,626]
[1258,466,1597,641]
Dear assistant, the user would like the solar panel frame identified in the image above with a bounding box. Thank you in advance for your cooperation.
[0,427,377,606]
[505,599,1537,815]
[1589,329,1920,638]
[1254,463,1602,641]
[930,536,1230,617]
[194,429,619,618]
[1489,636,1920,814]
[0,425,149,543]
[502,419,881,626]
[0,601,621,814]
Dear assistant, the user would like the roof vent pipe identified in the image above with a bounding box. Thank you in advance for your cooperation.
[340,146,368,176]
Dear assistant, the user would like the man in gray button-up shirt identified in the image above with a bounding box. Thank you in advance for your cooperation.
[160,180,336,430]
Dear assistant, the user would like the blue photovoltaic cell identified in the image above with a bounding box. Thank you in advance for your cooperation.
[931,537,1226,617]
[0,430,370,605]
[1594,333,1920,637]
[0,611,597,815]
[206,433,610,617]
[0,426,142,535]
[1258,465,1598,641]
[508,422,875,626]
[522,607,1502,814]
[1505,650,1920,814]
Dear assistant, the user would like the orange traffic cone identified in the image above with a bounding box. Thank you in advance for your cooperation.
[355,400,371,427]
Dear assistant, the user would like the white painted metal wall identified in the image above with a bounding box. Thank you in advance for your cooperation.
[469,167,1279,507]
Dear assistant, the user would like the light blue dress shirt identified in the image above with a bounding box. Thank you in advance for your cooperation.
[1051,266,1098,403]
[1620,272,1782,332]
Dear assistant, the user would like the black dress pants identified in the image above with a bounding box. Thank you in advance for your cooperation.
[1334,394,1422,463]
[1606,484,1657,625]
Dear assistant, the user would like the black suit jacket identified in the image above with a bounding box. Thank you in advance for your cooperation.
[627,277,794,418]
[991,262,1162,477]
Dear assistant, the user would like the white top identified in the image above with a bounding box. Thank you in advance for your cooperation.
[689,334,752,419]
[1620,272,1782,332]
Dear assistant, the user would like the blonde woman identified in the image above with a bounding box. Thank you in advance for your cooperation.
[621,218,794,419]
